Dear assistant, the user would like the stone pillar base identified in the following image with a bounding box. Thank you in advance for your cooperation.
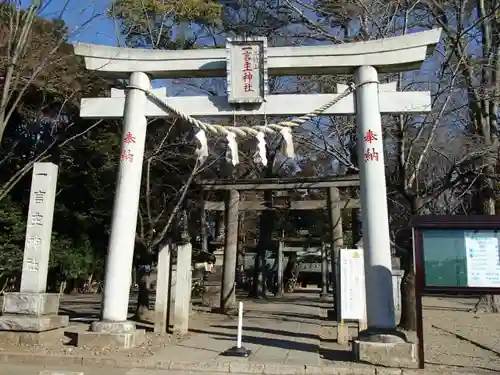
[319,293,329,301]
[0,315,69,345]
[75,321,145,349]
[353,328,417,368]
[2,292,61,316]
[202,283,221,309]
[0,314,68,332]
[337,321,349,345]
[0,327,65,345]
[0,292,69,345]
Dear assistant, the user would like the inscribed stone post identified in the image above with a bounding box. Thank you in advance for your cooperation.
[0,163,68,343]
[173,242,193,335]
[21,163,58,293]
[154,243,171,334]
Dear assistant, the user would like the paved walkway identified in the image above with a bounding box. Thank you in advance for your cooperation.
[152,289,325,366]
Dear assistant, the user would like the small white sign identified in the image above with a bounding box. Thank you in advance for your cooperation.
[226,37,268,104]
[339,248,366,321]
[464,231,500,287]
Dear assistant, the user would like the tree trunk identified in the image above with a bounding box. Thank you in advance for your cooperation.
[472,164,499,313]
[135,264,152,321]
[471,0,499,314]
[398,197,421,331]
[399,262,416,330]
[250,251,265,298]
[250,190,275,298]
[59,280,67,296]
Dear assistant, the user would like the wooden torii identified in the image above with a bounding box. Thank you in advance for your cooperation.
[196,174,360,312]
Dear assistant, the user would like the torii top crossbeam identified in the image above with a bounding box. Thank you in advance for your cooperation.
[73,29,441,78]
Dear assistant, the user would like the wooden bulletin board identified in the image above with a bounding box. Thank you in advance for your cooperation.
[412,215,500,369]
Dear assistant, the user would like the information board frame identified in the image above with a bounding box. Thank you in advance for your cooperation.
[412,215,500,369]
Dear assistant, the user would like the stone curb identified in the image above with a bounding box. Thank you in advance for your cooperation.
[0,352,486,375]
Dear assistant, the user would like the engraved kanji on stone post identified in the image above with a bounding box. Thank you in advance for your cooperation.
[0,163,69,343]
[21,163,58,293]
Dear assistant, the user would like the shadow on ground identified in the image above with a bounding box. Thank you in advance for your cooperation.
[319,346,354,362]
[432,325,500,357]
[211,325,318,341]
[423,305,471,312]
[425,361,500,373]
[189,328,319,353]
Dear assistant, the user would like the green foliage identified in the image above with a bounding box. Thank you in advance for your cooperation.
[50,234,97,280]
[0,197,25,278]
[111,0,222,48]
[113,0,221,24]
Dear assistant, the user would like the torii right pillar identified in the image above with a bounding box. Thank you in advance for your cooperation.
[352,66,414,367]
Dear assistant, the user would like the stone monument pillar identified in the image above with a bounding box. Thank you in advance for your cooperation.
[173,211,193,335]
[154,242,171,334]
[0,163,69,344]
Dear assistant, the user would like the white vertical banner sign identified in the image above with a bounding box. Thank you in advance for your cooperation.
[340,248,367,321]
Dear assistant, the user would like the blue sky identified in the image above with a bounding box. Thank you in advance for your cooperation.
[22,0,117,45]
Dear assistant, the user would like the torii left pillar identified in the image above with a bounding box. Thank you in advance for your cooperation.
[76,72,150,348]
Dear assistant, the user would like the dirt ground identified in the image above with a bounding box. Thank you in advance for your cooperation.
[320,296,500,374]
[0,293,231,359]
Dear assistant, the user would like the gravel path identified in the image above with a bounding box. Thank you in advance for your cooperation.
[0,293,230,359]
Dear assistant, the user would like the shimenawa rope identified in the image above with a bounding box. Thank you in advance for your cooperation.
[125,81,367,164]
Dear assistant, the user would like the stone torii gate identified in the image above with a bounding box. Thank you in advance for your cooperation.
[72,29,441,365]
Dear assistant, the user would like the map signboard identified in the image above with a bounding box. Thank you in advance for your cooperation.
[339,248,366,321]
[420,228,500,288]
[412,215,500,370]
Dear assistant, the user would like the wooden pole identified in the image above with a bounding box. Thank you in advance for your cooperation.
[276,237,284,297]
[320,242,329,299]
[351,208,361,247]
[200,189,208,253]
